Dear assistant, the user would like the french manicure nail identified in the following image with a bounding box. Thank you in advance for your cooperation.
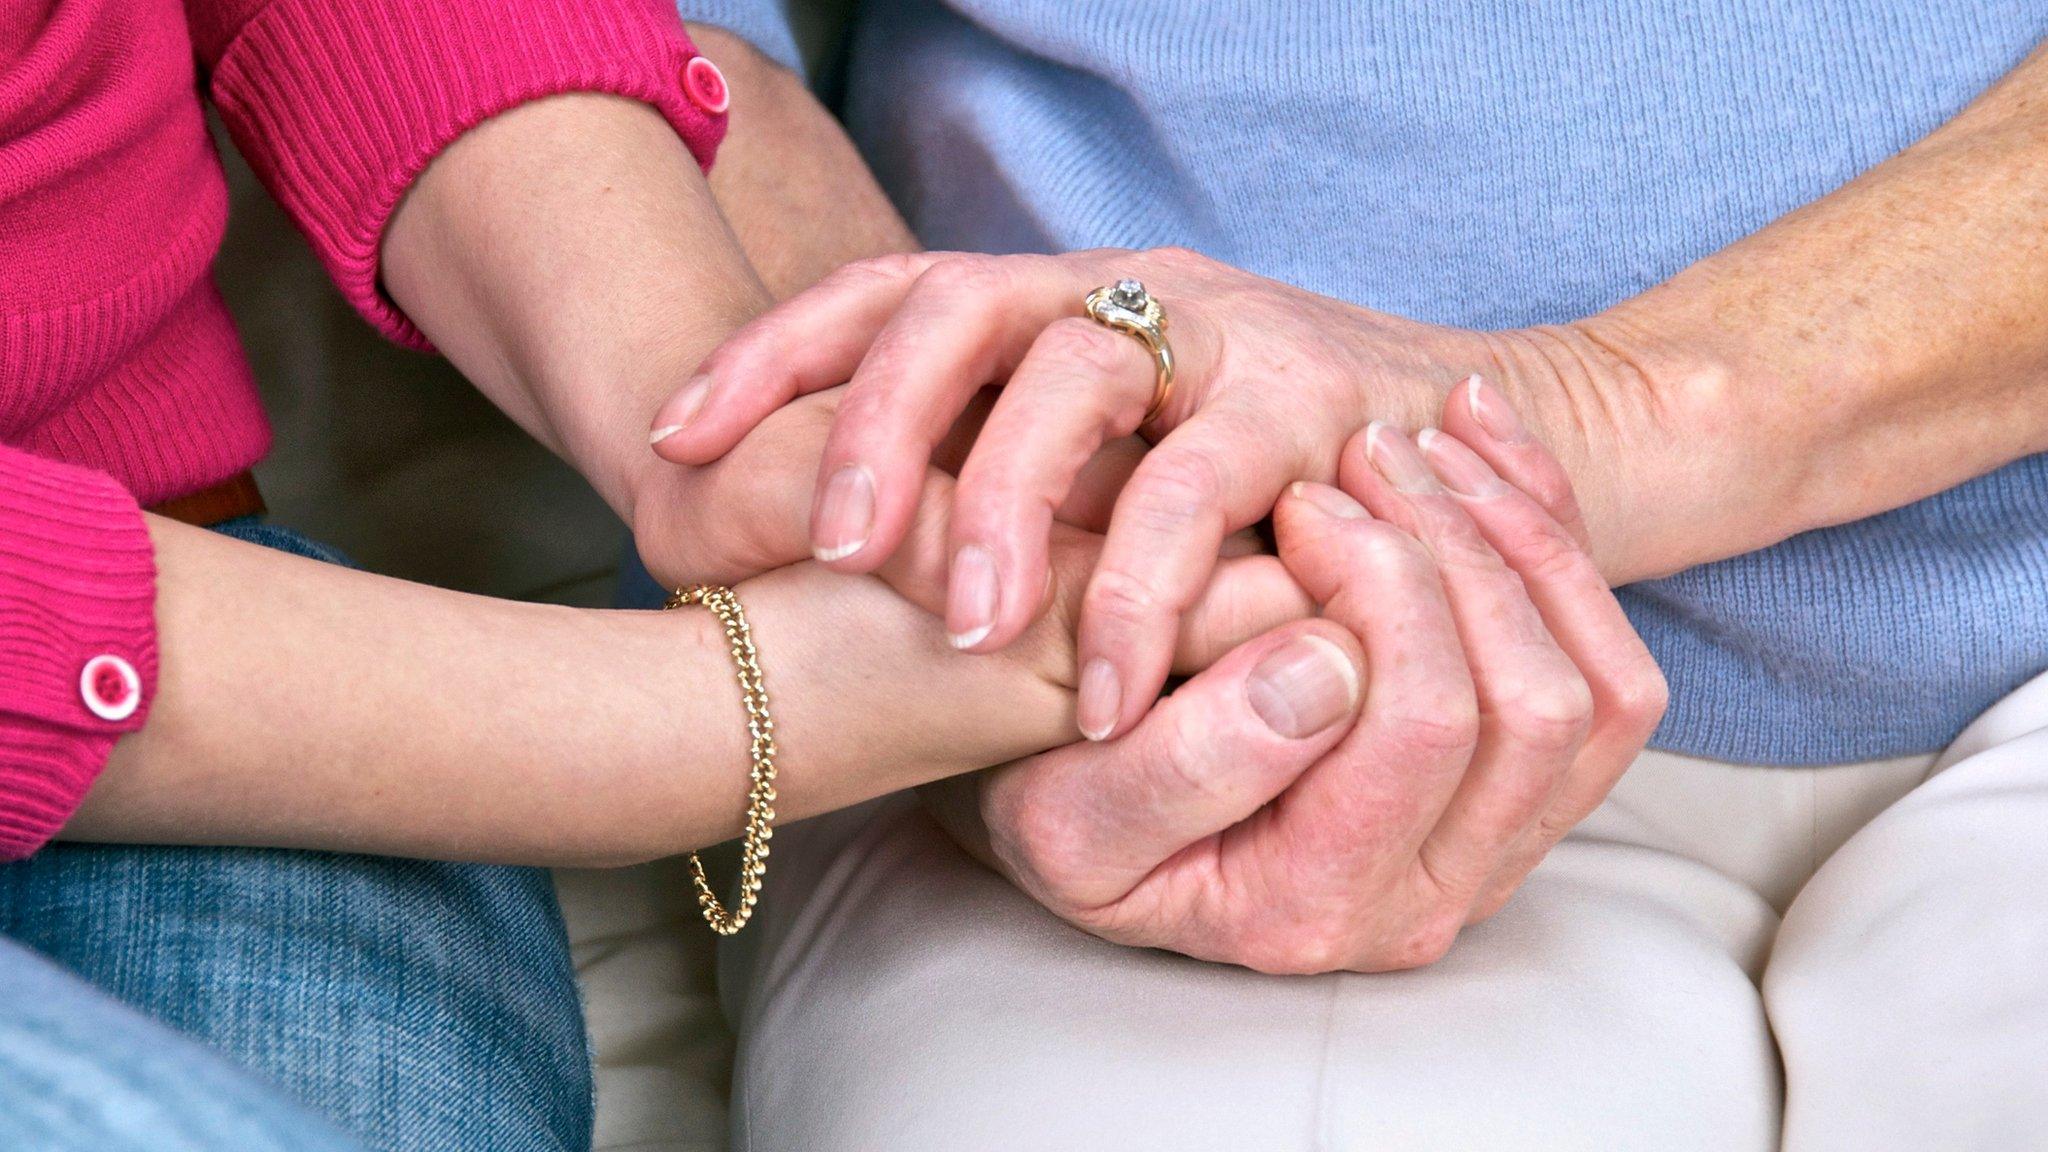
[1078,658,1122,741]
[947,544,1001,649]
[1288,481,1370,520]
[813,465,876,562]
[1465,374,1529,444]
[651,377,713,444]
[1417,428,1508,498]
[1246,634,1361,739]
[1365,421,1441,494]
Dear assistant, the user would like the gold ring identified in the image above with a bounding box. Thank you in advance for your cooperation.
[1084,278,1175,425]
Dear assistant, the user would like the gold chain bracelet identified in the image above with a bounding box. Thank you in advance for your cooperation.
[664,584,778,935]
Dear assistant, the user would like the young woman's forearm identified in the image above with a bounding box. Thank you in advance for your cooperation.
[65,518,1071,866]
[383,66,915,539]
[1560,40,2048,579]
[382,93,770,524]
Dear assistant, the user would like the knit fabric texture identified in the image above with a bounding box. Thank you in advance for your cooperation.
[682,0,2048,763]
[0,0,725,857]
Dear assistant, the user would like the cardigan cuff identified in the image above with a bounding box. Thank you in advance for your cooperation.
[207,0,728,350]
[0,448,158,860]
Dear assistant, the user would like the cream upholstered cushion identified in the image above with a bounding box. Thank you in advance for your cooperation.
[558,864,733,1152]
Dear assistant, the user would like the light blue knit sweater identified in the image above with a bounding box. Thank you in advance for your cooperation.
[682,0,2048,764]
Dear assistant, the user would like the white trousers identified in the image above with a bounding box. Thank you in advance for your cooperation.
[719,674,2048,1151]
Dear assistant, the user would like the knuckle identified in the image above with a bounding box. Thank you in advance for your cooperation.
[1067,904,1158,947]
[1491,672,1595,753]
[916,254,1005,298]
[1528,805,1585,851]
[639,495,767,586]
[1503,515,1591,585]
[986,788,1089,904]
[1613,658,1672,735]
[1381,913,1461,971]
[835,252,928,287]
[1248,921,1352,976]
[827,389,892,444]
[828,376,904,435]
[1145,245,1208,273]
[1085,567,1166,630]
[947,473,1022,534]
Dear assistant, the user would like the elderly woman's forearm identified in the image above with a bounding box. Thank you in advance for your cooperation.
[1570,40,2048,579]
[689,24,920,299]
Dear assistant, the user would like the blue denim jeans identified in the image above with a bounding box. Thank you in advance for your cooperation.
[0,520,592,1151]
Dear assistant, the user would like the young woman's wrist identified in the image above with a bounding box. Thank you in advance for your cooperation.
[725,563,1077,819]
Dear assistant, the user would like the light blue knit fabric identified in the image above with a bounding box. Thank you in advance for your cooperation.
[681,0,2048,764]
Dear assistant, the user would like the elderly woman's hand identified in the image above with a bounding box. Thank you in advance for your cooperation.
[631,385,1312,650]
[648,247,1665,741]
[633,381,1326,709]
[925,403,1666,972]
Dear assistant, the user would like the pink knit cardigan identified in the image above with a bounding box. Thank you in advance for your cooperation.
[0,0,726,858]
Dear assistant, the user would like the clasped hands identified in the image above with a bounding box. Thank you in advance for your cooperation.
[641,247,1666,974]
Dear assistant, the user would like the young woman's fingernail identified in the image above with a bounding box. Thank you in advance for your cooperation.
[1078,658,1122,741]
[813,465,876,562]
[1288,481,1370,520]
[947,544,1001,649]
[1417,428,1508,498]
[1246,634,1361,740]
[1365,421,1441,494]
[651,377,712,444]
[1465,374,1529,444]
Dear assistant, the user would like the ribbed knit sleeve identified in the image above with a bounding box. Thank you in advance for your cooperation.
[185,0,729,350]
[0,447,158,861]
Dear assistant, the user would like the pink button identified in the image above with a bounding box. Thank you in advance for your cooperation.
[80,653,141,722]
[683,56,730,115]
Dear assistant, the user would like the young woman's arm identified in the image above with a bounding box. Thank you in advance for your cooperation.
[378,86,914,593]
[66,516,1074,867]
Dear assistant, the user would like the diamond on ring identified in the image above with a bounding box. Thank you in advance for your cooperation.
[1109,277,1150,311]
